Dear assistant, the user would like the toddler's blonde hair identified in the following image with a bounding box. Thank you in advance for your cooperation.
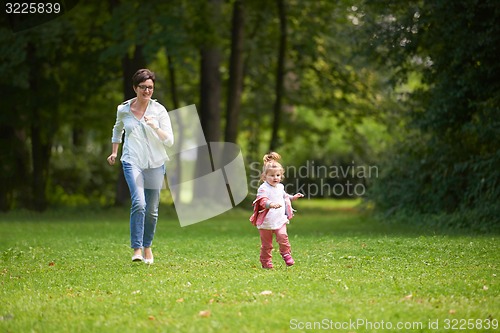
[261,152,285,181]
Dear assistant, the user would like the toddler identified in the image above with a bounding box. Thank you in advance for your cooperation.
[250,152,304,268]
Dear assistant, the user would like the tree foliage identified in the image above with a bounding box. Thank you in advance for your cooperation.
[361,0,500,229]
[1,0,496,229]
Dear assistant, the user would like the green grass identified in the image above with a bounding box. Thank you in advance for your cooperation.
[1,201,498,332]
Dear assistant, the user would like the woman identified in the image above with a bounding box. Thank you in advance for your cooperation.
[107,69,174,264]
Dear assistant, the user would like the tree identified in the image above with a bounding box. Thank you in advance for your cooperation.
[269,0,287,151]
[225,0,245,144]
[362,0,500,227]
[0,16,78,210]
[199,0,223,143]
[0,0,418,211]
[114,44,147,207]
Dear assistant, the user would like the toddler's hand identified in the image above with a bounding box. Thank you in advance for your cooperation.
[293,193,304,200]
[269,202,282,209]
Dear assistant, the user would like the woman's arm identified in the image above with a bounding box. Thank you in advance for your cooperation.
[108,107,124,166]
[153,126,170,142]
[107,143,120,165]
[158,109,174,147]
[144,105,174,147]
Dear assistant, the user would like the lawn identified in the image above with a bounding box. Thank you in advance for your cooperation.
[0,200,498,332]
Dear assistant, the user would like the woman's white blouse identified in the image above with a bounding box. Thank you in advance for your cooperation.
[111,98,174,169]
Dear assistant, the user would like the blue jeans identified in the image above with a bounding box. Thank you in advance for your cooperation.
[122,162,165,249]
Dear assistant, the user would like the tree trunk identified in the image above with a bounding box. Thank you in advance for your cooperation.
[0,127,28,211]
[167,54,180,110]
[122,45,146,101]
[166,52,182,201]
[30,123,51,211]
[199,0,222,143]
[27,42,53,211]
[114,45,146,206]
[194,0,222,201]
[270,0,287,151]
[0,126,13,211]
[225,0,245,144]
[200,48,222,143]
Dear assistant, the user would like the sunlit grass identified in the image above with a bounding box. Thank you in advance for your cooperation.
[1,201,498,332]
[294,197,362,209]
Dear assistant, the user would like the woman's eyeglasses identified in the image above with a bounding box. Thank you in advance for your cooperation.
[138,85,154,91]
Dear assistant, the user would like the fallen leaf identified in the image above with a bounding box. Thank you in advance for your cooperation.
[0,314,14,321]
[48,262,55,266]
[199,310,211,318]
[449,309,456,314]
[148,315,155,320]
[403,294,413,300]
[483,285,489,291]
[131,290,140,295]
[260,290,272,295]
[176,298,184,303]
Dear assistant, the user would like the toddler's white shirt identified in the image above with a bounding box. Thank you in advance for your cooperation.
[257,182,289,230]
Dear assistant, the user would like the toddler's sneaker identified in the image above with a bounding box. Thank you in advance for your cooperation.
[282,253,295,266]
[261,261,274,269]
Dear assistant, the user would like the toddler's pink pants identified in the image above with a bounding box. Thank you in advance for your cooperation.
[259,223,291,266]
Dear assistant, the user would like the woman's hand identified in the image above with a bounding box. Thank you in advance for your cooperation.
[144,115,170,142]
[107,153,117,166]
[107,143,120,166]
[144,115,158,129]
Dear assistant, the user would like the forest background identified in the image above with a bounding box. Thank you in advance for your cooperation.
[0,0,498,230]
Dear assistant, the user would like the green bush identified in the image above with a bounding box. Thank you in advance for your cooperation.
[368,131,500,230]
[49,147,117,207]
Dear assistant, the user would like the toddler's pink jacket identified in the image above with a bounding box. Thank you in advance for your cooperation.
[249,191,294,226]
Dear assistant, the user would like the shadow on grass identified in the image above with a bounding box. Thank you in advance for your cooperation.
[170,204,499,240]
[1,199,497,240]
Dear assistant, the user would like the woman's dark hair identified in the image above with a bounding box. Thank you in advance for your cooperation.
[132,69,155,87]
